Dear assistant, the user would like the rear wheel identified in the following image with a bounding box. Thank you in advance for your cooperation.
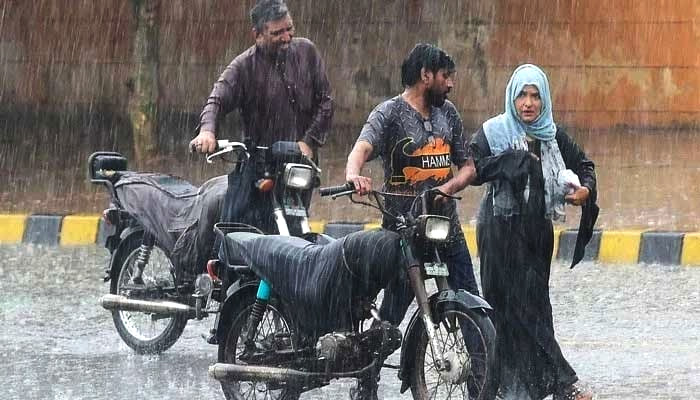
[110,234,188,354]
[410,306,497,400]
[219,292,300,400]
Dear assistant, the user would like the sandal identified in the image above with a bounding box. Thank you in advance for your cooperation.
[554,382,593,400]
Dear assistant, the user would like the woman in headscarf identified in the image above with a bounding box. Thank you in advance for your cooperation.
[469,64,598,400]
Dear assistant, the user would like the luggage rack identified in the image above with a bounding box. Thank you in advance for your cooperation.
[214,222,264,271]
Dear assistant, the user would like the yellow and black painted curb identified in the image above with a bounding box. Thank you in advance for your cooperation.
[2,214,699,266]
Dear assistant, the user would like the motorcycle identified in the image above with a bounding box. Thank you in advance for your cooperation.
[207,182,498,399]
[87,139,320,354]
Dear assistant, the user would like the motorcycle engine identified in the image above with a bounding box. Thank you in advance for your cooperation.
[314,323,403,371]
[315,332,357,366]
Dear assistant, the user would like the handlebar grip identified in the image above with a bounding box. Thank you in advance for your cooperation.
[216,139,232,150]
[319,182,354,197]
[190,139,219,153]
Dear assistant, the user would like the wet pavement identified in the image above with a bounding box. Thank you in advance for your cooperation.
[0,244,698,400]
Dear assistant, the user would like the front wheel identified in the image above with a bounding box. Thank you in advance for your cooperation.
[218,291,300,400]
[109,234,188,354]
[410,306,497,400]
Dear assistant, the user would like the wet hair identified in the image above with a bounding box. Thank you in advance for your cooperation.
[400,43,456,87]
[250,0,290,33]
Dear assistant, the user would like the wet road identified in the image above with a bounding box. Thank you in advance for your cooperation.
[1,245,698,400]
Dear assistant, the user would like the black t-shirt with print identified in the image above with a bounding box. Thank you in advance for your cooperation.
[357,95,468,240]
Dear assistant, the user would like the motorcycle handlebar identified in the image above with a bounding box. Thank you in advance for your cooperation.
[215,140,242,150]
[204,140,248,164]
[189,139,247,154]
[319,182,355,197]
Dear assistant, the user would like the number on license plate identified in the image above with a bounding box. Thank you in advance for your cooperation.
[424,262,449,276]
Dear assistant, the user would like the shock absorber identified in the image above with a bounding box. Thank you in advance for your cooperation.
[131,236,154,284]
[243,280,271,353]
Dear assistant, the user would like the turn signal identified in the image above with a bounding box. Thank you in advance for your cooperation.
[256,178,275,192]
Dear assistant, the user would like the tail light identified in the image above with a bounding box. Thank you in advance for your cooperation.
[102,207,119,225]
[206,259,221,282]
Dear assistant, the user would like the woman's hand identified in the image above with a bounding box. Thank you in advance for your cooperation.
[565,186,590,206]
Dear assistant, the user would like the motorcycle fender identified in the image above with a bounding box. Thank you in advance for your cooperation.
[119,225,143,241]
[106,228,144,282]
[397,289,492,393]
[215,281,260,344]
[442,289,492,312]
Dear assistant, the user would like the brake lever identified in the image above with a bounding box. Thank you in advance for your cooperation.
[432,188,462,201]
[302,154,322,174]
[330,189,355,199]
[205,141,249,164]
[206,147,236,164]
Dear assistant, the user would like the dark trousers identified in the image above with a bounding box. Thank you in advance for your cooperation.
[221,155,314,236]
[378,237,479,325]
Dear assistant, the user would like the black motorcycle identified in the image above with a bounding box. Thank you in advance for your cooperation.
[87,140,319,354]
[207,183,498,399]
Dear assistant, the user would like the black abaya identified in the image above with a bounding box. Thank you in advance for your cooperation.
[469,127,597,399]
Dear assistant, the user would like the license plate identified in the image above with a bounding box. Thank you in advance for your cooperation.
[424,262,449,276]
[284,207,308,217]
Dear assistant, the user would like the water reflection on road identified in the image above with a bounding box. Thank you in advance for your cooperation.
[0,245,698,399]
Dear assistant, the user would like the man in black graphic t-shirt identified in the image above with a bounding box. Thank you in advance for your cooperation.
[345,44,480,326]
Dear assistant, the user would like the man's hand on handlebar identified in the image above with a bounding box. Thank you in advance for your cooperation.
[346,173,372,196]
[433,183,459,205]
[190,130,217,154]
[297,141,314,159]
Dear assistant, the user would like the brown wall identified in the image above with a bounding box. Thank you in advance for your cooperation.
[2,0,699,128]
[1,0,699,230]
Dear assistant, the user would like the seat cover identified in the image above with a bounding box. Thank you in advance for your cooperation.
[115,173,227,259]
[225,229,403,335]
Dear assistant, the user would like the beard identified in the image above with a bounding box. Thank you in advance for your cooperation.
[260,41,289,59]
[426,86,448,107]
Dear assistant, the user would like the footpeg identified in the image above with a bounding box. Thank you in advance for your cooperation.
[203,329,218,345]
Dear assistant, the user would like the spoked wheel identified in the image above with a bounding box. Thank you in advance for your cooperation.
[110,235,188,354]
[410,307,497,400]
[219,293,300,400]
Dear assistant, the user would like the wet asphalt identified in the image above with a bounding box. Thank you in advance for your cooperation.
[0,244,698,400]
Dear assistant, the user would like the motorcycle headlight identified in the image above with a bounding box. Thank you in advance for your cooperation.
[420,215,451,242]
[283,163,313,189]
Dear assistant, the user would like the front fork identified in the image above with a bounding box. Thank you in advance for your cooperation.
[272,192,310,236]
[401,238,448,373]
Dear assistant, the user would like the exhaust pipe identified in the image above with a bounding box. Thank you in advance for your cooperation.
[100,294,193,315]
[209,363,311,384]
[208,361,377,383]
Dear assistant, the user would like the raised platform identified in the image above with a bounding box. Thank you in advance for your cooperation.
[2,214,699,266]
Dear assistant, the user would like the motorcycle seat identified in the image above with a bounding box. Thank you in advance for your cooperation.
[115,172,199,198]
[115,173,228,259]
[223,229,402,334]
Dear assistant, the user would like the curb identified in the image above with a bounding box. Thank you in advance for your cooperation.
[1,214,699,266]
